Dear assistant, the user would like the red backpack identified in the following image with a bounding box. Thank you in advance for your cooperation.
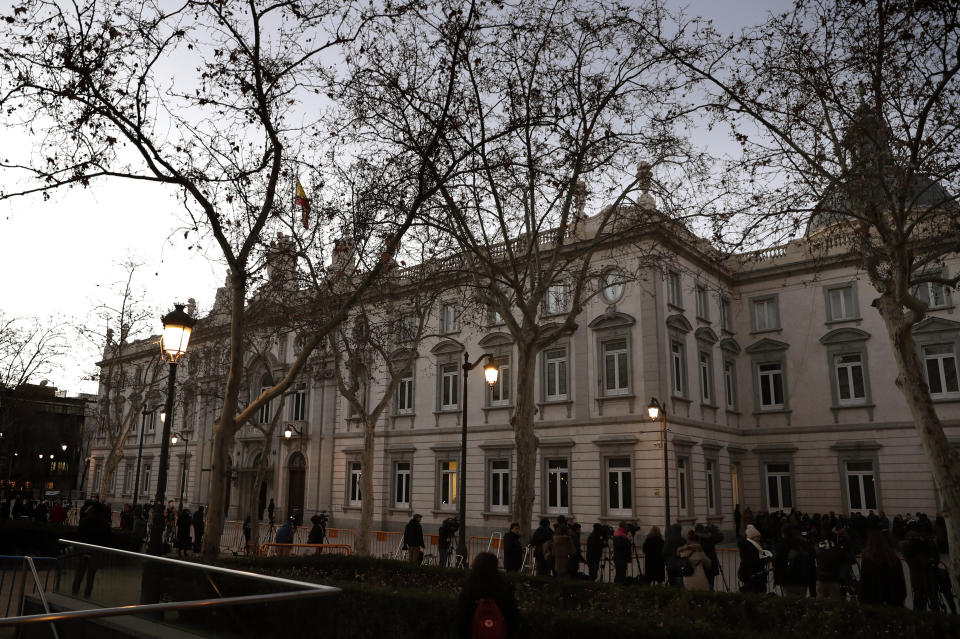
[471,597,507,639]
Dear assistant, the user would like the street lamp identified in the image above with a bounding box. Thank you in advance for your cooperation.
[647,397,671,529]
[148,303,196,555]
[61,443,67,452]
[456,352,499,565]
[170,432,190,509]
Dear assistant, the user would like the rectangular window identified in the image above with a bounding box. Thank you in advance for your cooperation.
[489,358,511,406]
[109,467,118,494]
[397,313,417,342]
[835,353,866,404]
[914,277,949,310]
[546,458,569,513]
[92,463,102,493]
[123,462,134,495]
[724,360,737,410]
[440,363,460,410]
[699,350,713,403]
[397,371,415,414]
[668,271,683,307]
[394,462,411,508]
[924,344,960,396]
[348,461,362,506]
[765,463,793,510]
[147,411,156,433]
[489,460,510,512]
[706,460,718,515]
[752,297,780,331]
[677,457,689,515]
[720,297,733,332]
[602,339,630,395]
[292,383,307,421]
[607,457,632,515]
[545,282,567,315]
[487,306,504,326]
[758,362,785,409]
[544,348,568,401]
[827,285,857,321]
[696,285,709,320]
[439,460,458,511]
[671,341,686,397]
[258,386,272,424]
[845,460,877,513]
[440,302,459,334]
[141,464,152,495]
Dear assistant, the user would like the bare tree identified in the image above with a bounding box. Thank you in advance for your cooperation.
[0,313,69,390]
[649,0,960,594]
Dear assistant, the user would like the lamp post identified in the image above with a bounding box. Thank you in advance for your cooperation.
[170,432,190,509]
[456,352,499,565]
[283,423,303,449]
[148,303,195,555]
[647,397,670,529]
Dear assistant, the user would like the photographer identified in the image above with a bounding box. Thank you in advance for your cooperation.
[586,524,610,581]
[438,517,459,568]
[695,523,724,590]
[612,522,632,584]
[815,530,856,600]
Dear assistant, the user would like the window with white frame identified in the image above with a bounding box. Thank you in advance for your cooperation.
[723,360,737,410]
[440,302,459,334]
[348,461,362,506]
[439,460,458,511]
[397,371,415,414]
[439,363,460,410]
[696,285,709,320]
[141,463,152,495]
[826,284,858,321]
[834,353,867,404]
[752,296,780,332]
[257,383,272,424]
[913,271,950,310]
[671,341,686,397]
[487,306,504,326]
[705,459,718,515]
[545,458,569,513]
[292,383,307,421]
[757,362,785,409]
[845,460,877,514]
[394,461,411,508]
[923,344,960,397]
[545,282,567,315]
[544,348,568,401]
[489,459,510,512]
[92,463,102,494]
[667,271,683,307]
[602,339,630,396]
[765,462,793,510]
[607,457,632,515]
[123,462,134,495]
[699,350,713,403]
[488,357,511,406]
[677,457,689,515]
[720,297,733,332]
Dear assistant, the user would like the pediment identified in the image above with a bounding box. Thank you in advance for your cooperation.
[819,327,871,345]
[719,337,741,354]
[913,316,960,336]
[744,338,790,354]
[695,327,719,344]
[478,332,514,348]
[665,313,693,333]
[430,339,464,355]
[588,310,636,330]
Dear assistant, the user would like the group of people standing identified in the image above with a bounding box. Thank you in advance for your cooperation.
[1,494,72,523]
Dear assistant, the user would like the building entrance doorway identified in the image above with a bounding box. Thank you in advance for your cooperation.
[288,452,306,525]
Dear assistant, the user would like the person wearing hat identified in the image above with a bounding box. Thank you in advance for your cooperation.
[738,524,767,593]
[403,513,425,564]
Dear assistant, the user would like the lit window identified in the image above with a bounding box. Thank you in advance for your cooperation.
[439,460,458,510]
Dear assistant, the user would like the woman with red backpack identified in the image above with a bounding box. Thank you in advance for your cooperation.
[457,552,520,638]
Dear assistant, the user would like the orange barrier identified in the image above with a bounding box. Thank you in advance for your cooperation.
[366,530,404,558]
[257,543,353,557]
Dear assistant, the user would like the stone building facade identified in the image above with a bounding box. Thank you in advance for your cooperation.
[87,219,960,538]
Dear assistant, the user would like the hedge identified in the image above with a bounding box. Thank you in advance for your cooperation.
[215,554,960,639]
[0,519,142,555]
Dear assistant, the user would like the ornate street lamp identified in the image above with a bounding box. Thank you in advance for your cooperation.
[647,397,671,529]
[170,432,190,509]
[148,303,196,555]
[456,353,499,565]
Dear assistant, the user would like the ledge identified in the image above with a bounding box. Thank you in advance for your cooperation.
[672,436,697,448]
[592,434,639,447]
[538,437,576,449]
[479,440,515,450]
[727,445,748,456]
[481,510,512,519]
[751,444,798,455]
[482,404,513,411]
[385,444,417,453]
[342,446,365,455]
[430,442,462,452]
[829,440,882,452]
[388,507,414,514]
[700,439,723,451]
[432,509,458,517]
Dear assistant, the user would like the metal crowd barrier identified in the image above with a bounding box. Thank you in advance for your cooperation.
[0,556,59,618]
[366,531,404,558]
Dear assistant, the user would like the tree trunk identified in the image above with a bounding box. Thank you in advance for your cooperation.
[241,431,273,554]
[876,293,960,600]
[511,341,539,539]
[99,450,121,499]
[358,417,376,555]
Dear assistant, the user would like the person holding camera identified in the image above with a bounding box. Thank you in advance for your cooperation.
[586,524,609,581]
[612,522,633,583]
[438,517,459,568]
[815,530,856,600]
[677,530,712,591]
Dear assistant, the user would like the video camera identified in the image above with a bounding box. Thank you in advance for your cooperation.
[625,523,642,535]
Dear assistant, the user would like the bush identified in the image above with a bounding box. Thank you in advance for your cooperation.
[217,554,960,639]
[0,519,142,555]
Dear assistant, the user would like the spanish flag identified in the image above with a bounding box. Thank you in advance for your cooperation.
[295,178,310,228]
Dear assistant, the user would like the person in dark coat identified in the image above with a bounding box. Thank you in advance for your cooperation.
[71,499,110,597]
[192,507,205,553]
[267,498,275,525]
[242,516,253,554]
[503,522,524,572]
[900,524,939,610]
[307,514,326,545]
[642,526,665,584]
[663,523,685,587]
[176,508,192,557]
[738,524,767,593]
[612,522,632,584]
[275,517,295,543]
[586,524,608,581]
[551,523,575,577]
[403,514,425,564]
[695,523,724,590]
[859,530,906,607]
[529,518,554,576]
[456,552,520,639]
[438,518,458,567]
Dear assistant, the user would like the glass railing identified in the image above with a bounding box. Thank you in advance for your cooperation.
[0,540,340,638]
